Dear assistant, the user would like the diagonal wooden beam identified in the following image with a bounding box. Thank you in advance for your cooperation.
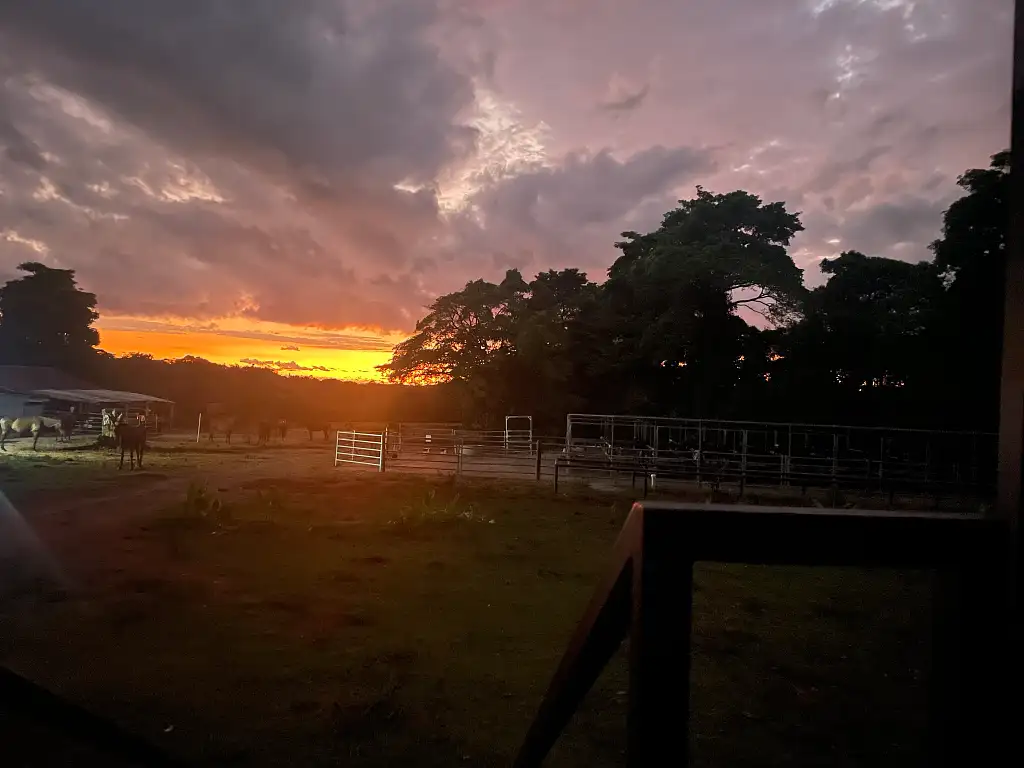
[513,507,642,768]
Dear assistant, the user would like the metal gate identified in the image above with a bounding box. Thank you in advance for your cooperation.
[334,430,384,471]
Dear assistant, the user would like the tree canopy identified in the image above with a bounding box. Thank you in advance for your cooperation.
[0,262,100,371]
[380,164,1010,432]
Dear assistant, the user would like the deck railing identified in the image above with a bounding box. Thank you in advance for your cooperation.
[514,501,1010,768]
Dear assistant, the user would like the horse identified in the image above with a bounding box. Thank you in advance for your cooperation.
[0,415,62,451]
[207,414,238,443]
[256,421,273,445]
[277,418,288,440]
[306,422,331,441]
[113,414,147,470]
[56,412,77,443]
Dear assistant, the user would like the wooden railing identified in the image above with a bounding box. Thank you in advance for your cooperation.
[514,501,1010,768]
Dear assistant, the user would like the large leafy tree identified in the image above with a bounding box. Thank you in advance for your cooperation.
[0,261,100,371]
[929,150,1008,429]
[378,268,598,427]
[771,251,945,424]
[600,188,806,415]
[812,250,943,390]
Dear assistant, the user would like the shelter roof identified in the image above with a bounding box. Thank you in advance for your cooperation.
[30,388,174,405]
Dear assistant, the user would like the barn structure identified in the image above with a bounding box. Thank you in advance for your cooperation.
[0,365,175,434]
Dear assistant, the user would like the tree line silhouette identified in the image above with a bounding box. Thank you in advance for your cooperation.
[0,151,1007,434]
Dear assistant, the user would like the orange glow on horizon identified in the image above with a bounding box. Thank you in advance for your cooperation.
[97,325,401,382]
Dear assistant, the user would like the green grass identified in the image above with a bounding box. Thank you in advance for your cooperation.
[1,471,932,767]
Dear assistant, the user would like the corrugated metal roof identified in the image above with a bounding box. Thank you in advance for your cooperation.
[30,388,174,405]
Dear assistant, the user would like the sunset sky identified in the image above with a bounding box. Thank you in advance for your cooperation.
[0,0,1012,381]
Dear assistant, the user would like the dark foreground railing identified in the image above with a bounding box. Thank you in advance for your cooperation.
[515,502,1011,768]
[0,666,181,766]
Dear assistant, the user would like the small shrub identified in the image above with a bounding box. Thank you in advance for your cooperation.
[182,481,231,526]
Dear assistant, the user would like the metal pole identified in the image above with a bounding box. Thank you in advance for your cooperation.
[740,429,748,497]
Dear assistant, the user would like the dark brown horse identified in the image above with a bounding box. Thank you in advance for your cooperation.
[306,422,331,441]
[207,414,238,443]
[0,415,61,451]
[113,415,147,470]
[56,412,77,443]
[277,418,288,440]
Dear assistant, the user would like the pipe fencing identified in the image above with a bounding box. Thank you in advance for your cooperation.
[334,430,384,471]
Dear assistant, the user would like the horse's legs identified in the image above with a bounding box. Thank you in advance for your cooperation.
[0,427,6,452]
[119,445,126,470]
[32,429,40,450]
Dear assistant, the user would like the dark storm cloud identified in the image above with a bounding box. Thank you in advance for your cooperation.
[840,196,950,256]
[0,1,476,188]
[598,82,650,113]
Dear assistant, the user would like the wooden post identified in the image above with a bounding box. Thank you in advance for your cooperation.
[994,2,1023,749]
[196,413,202,443]
[535,440,543,482]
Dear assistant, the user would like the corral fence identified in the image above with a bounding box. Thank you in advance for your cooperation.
[330,416,996,506]
[334,430,385,472]
[562,413,998,500]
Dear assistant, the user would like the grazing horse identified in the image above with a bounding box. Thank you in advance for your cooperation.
[207,414,238,443]
[277,418,288,440]
[56,412,77,443]
[256,420,272,445]
[306,422,331,441]
[0,415,61,451]
[113,415,147,470]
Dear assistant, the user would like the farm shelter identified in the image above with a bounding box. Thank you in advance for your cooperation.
[0,389,46,419]
[0,366,174,434]
[31,389,175,434]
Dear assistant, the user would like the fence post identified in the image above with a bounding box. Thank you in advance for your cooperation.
[553,460,560,493]
[535,441,543,482]
[381,428,388,473]
[456,438,463,478]
[377,432,384,473]
[740,429,748,498]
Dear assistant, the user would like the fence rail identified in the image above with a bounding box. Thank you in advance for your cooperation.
[327,428,992,505]
[334,430,384,471]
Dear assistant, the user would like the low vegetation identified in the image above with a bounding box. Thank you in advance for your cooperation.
[1,453,932,767]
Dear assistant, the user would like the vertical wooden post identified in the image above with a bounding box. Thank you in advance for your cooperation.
[535,441,543,482]
[627,516,693,767]
[995,3,1024,753]
[196,413,202,443]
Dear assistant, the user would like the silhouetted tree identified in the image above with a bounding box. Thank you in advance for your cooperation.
[0,262,100,372]
[929,150,1009,429]
[600,188,807,416]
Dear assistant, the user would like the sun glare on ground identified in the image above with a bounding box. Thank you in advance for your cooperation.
[96,316,407,382]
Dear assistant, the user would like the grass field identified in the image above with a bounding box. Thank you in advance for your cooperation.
[1,437,933,766]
